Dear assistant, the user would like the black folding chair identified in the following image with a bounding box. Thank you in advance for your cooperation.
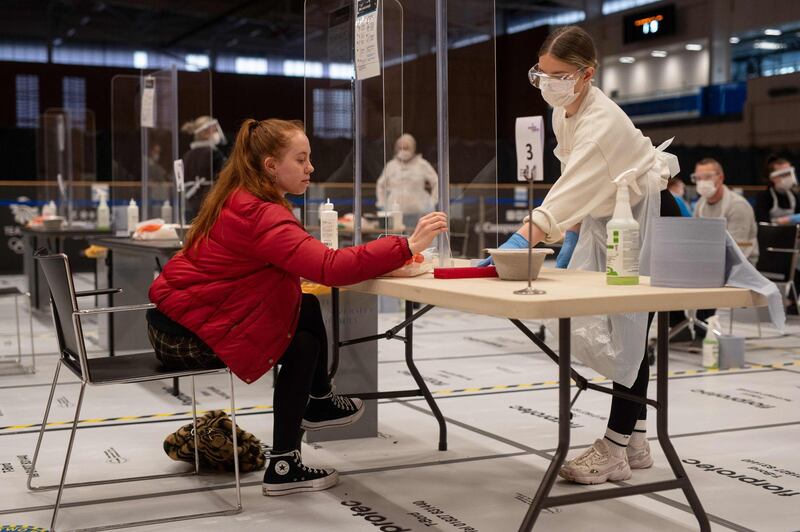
[755,223,800,314]
[29,251,242,531]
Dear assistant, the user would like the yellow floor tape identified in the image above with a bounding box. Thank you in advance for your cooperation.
[1,360,797,433]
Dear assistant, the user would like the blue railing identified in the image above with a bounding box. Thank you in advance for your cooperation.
[619,81,747,121]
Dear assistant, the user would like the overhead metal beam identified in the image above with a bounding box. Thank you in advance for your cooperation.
[159,0,262,48]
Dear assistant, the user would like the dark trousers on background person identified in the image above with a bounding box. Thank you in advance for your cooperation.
[607,189,681,435]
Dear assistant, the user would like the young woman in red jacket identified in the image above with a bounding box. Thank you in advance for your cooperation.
[147,118,447,496]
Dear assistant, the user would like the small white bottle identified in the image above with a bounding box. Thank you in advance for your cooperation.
[160,200,173,223]
[96,192,110,230]
[702,317,720,369]
[42,200,57,218]
[319,198,338,249]
[388,201,403,232]
[126,198,139,235]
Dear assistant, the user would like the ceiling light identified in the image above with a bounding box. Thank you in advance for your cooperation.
[619,56,635,64]
[729,36,740,44]
[754,41,787,50]
[764,28,782,36]
[651,50,668,58]
[685,43,703,51]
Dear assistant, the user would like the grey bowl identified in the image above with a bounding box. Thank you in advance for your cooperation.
[487,248,554,281]
[42,217,65,230]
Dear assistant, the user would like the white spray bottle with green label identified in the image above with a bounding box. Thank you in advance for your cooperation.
[606,168,641,285]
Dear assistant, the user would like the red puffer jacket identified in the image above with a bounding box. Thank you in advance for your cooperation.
[149,188,411,383]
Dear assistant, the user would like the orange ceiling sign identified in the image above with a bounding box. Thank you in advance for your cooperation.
[634,14,664,27]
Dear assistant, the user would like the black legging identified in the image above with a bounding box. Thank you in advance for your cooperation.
[272,294,331,453]
[607,190,681,435]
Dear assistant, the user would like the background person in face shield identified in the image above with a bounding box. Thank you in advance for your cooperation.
[181,116,228,223]
[754,155,800,225]
[485,25,683,486]
[375,133,439,230]
[692,158,758,262]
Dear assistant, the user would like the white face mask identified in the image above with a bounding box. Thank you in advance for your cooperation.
[539,77,580,108]
[696,180,717,199]
[776,176,796,191]
[396,149,414,162]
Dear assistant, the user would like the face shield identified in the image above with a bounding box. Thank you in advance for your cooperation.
[195,118,227,146]
[770,165,797,191]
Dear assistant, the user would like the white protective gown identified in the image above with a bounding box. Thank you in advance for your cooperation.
[375,154,439,215]
[530,86,678,387]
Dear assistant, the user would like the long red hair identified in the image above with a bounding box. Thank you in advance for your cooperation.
[183,118,304,250]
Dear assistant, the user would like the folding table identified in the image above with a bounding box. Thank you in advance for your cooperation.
[330,267,767,531]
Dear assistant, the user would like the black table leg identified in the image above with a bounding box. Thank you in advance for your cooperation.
[402,300,447,451]
[656,312,711,531]
[519,318,571,531]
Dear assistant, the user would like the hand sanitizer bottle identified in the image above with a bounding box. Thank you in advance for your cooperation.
[43,200,57,218]
[96,192,110,230]
[702,316,720,369]
[127,198,139,235]
[607,168,641,285]
[319,198,338,249]
[160,200,173,223]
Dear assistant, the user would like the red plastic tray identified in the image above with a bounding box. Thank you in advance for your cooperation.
[433,266,498,279]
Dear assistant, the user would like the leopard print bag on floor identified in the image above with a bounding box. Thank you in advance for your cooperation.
[163,410,266,472]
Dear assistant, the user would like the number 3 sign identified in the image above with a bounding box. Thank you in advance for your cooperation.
[515,116,544,182]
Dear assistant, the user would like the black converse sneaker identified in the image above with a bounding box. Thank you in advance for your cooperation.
[301,388,365,430]
[262,450,338,496]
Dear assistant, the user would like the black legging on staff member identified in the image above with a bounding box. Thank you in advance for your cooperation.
[606,189,682,435]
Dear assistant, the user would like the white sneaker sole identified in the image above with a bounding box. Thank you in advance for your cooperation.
[628,454,654,469]
[559,465,632,485]
[301,403,365,431]
[262,472,339,496]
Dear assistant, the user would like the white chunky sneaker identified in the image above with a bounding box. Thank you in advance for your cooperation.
[626,438,654,469]
[559,439,632,485]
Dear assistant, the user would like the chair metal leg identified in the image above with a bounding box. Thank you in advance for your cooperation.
[792,283,800,315]
[14,293,22,364]
[228,370,242,510]
[729,308,734,335]
[50,381,87,532]
[191,376,200,475]
[26,291,36,373]
[27,362,62,491]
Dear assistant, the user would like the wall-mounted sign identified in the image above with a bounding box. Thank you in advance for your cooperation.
[623,4,676,44]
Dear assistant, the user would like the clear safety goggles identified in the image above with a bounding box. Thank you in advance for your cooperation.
[195,118,227,146]
[689,171,719,183]
[528,63,585,89]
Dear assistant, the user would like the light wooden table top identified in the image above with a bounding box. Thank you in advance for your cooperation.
[345,267,767,320]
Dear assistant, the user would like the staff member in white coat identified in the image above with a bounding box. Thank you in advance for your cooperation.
[493,25,682,485]
[376,133,439,229]
[754,155,800,225]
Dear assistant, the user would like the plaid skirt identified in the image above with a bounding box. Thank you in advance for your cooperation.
[147,324,226,371]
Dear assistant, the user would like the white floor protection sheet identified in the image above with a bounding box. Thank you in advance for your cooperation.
[1,279,799,531]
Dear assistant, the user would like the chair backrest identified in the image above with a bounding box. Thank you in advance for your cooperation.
[34,251,86,376]
[755,223,800,283]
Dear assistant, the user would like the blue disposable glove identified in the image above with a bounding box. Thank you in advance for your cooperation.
[555,230,579,269]
[789,214,800,225]
[477,232,529,266]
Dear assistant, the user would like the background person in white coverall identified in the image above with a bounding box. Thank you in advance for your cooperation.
[491,25,682,485]
[376,133,439,230]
